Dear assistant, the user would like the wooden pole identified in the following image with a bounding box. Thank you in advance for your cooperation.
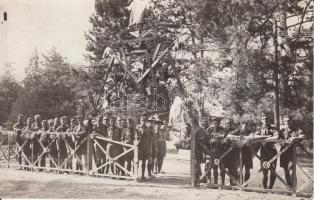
[133,133,139,181]
[239,147,243,186]
[273,19,280,130]
[8,131,11,168]
[31,139,34,172]
[292,143,297,196]
[190,127,196,187]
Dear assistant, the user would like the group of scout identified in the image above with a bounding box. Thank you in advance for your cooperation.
[13,114,87,171]
[194,112,304,189]
[13,114,170,180]
[91,114,169,180]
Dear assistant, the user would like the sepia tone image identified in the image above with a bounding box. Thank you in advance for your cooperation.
[0,0,313,199]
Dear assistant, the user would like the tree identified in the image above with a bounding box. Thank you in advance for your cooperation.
[0,64,22,127]
[11,48,91,120]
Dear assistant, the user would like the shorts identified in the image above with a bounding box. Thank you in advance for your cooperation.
[157,140,166,158]
[280,145,293,168]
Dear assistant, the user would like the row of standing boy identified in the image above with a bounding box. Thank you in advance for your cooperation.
[13,114,170,180]
[193,112,304,189]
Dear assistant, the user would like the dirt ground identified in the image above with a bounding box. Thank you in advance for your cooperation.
[0,152,312,200]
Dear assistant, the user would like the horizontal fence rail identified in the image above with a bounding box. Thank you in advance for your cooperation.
[0,130,139,180]
[197,135,313,197]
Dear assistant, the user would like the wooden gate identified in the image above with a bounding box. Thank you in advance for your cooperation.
[193,135,313,198]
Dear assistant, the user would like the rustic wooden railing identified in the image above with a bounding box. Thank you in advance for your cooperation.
[192,135,313,197]
[0,130,139,180]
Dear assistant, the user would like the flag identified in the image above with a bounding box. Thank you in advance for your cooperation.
[128,0,151,26]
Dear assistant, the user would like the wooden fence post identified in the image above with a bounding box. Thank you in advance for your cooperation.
[292,142,297,196]
[8,131,11,168]
[31,138,34,172]
[239,147,243,186]
[190,127,196,187]
[86,119,93,176]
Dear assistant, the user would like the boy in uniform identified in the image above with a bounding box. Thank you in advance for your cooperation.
[254,113,279,189]
[136,115,153,180]
[279,115,304,187]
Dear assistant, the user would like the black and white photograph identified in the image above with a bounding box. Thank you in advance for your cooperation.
[0,0,313,199]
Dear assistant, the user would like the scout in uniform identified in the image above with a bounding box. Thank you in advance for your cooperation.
[23,117,34,169]
[107,116,124,175]
[13,115,24,167]
[74,115,87,171]
[200,116,212,183]
[121,117,137,173]
[136,115,153,180]
[65,118,77,170]
[227,121,254,186]
[206,117,227,185]
[38,120,49,169]
[48,119,58,168]
[156,122,169,173]
[150,116,159,175]
[32,114,42,167]
[223,118,239,186]
[279,115,304,187]
[93,115,108,173]
[254,112,279,189]
[56,116,69,170]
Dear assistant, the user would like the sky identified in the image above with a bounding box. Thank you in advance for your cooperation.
[0,0,94,81]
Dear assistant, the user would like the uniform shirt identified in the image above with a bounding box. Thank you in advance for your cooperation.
[13,122,24,137]
[94,124,108,137]
[255,124,278,150]
[206,126,226,139]
[23,125,34,139]
[279,126,304,140]
[121,127,137,144]
[107,125,122,141]
[136,124,152,144]
[56,125,69,133]
[32,122,42,131]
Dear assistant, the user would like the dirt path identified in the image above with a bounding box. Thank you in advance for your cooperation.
[0,153,311,200]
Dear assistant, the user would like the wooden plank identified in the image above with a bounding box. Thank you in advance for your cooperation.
[136,47,170,83]
[152,43,161,61]
[122,37,157,44]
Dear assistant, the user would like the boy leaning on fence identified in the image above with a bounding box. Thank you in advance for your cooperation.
[279,115,305,187]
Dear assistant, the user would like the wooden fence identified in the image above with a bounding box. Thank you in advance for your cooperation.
[0,130,139,180]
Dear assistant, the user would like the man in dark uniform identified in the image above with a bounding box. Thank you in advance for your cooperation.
[150,116,160,175]
[223,118,239,186]
[121,117,137,173]
[32,114,42,168]
[93,115,108,173]
[56,116,69,170]
[74,115,87,171]
[13,115,24,167]
[206,117,226,185]
[279,115,304,187]
[107,116,123,175]
[156,122,168,173]
[136,115,153,180]
[227,121,254,186]
[254,112,279,189]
